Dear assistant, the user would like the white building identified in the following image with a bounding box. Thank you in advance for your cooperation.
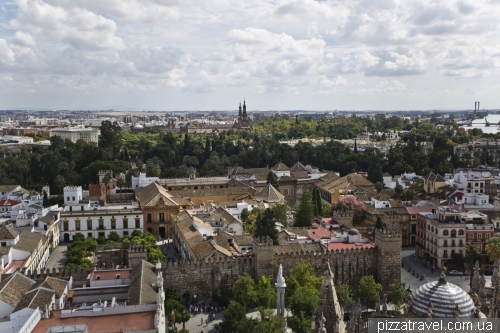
[64,186,83,205]
[131,173,161,189]
[0,136,34,144]
[60,204,144,242]
[51,127,100,144]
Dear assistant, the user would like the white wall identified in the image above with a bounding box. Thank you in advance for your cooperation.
[0,300,15,319]
[64,187,83,205]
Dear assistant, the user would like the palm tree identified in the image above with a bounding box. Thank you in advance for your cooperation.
[102,173,112,200]
[465,242,479,289]
[116,178,125,200]
[486,237,500,262]
[55,175,65,195]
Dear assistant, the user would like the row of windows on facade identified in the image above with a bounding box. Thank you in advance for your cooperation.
[427,225,465,236]
[76,230,132,239]
[63,218,141,231]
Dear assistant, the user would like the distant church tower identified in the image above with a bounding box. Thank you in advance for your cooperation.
[234,100,250,129]
[238,102,242,120]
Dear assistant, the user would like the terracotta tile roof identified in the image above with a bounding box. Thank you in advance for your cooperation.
[283,227,310,237]
[0,246,11,255]
[255,184,285,203]
[274,242,323,255]
[270,162,290,171]
[326,242,375,251]
[0,272,36,308]
[0,225,19,240]
[169,187,256,198]
[14,287,55,312]
[135,182,179,207]
[308,229,334,239]
[290,162,308,172]
[128,261,158,306]
[0,199,21,206]
[13,232,44,253]
[317,174,375,194]
[31,309,155,333]
[290,171,309,179]
[0,185,20,192]
[32,277,68,298]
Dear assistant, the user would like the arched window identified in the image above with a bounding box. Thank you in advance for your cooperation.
[451,229,457,238]
[443,230,449,236]
[431,227,434,232]
[458,230,464,236]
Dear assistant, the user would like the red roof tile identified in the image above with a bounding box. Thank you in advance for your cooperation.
[326,242,375,251]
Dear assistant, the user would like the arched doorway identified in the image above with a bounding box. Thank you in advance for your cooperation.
[63,233,70,242]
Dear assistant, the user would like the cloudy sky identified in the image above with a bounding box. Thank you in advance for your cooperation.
[0,0,499,111]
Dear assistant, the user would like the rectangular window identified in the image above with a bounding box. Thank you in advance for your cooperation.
[1,242,6,246]
[87,232,92,238]
[478,234,482,241]
[99,219,104,230]
[123,231,129,237]
[87,220,92,230]
[147,213,152,223]
[98,232,105,238]
[111,219,116,229]
[63,221,69,231]
[75,221,80,231]
[135,218,141,229]
[283,189,288,195]
[123,219,128,229]
[486,234,490,240]
[159,213,165,223]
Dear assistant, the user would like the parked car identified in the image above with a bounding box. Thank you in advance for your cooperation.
[446,270,464,276]
[484,270,493,276]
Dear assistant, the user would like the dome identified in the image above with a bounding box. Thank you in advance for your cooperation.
[347,228,360,236]
[412,280,475,318]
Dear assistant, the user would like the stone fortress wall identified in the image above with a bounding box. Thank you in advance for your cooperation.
[160,230,401,302]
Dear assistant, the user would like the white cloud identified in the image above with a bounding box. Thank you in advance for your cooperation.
[0,0,500,109]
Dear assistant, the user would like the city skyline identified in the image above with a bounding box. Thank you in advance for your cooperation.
[0,0,499,111]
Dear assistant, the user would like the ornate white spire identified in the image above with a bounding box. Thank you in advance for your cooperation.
[276,264,286,288]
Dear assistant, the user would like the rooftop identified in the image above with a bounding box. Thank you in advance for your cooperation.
[31,309,156,333]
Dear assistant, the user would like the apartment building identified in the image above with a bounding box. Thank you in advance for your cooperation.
[51,127,100,143]
[416,207,489,269]
[59,205,143,242]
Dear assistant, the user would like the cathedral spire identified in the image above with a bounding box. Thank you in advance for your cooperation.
[238,101,242,118]
[243,99,247,117]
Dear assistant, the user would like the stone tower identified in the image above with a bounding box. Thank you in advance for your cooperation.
[374,228,402,290]
[253,236,274,279]
[331,211,353,229]
[238,102,242,120]
[382,210,399,231]
[188,167,197,180]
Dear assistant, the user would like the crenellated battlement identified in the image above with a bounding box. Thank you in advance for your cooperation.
[11,266,91,282]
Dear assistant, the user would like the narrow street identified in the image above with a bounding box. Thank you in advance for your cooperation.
[45,244,68,270]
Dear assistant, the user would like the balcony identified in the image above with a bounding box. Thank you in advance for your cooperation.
[443,254,449,258]
[443,243,448,247]
[96,226,106,230]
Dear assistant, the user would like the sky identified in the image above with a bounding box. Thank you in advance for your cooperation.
[0,0,500,111]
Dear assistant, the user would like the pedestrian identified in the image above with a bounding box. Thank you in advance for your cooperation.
[201,317,203,326]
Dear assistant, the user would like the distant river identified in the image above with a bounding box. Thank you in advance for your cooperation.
[460,115,500,134]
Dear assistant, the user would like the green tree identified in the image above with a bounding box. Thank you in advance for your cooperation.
[374,181,384,193]
[288,311,310,333]
[107,231,121,243]
[266,171,280,191]
[116,177,125,199]
[293,188,314,227]
[220,301,247,333]
[254,308,283,333]
[97,235,107,245]
[486,237,500,261]
[99,120,123,160]
[375,216,384,231]
[72,233,85,243]
[255,276,276,308]
[288,287,317,318]
[254,208,279,245]
[312,188,319,216]
[165,286,182,302]
[271,203,287,226]
[465,242,479,288]
[315,188,323,217]
[42,190,49,208]
[165,299,190,329]
[357,275,382,309]
[240,208,249,222]
[84,237,99,252]
[394,183,403,199]
[285,262,321,299]
[55,175,65,195]
[367,158,383,185]
[147,248,166,264]
[233,273,257,308]
[387,281,406,310]
[335,282,353,310]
